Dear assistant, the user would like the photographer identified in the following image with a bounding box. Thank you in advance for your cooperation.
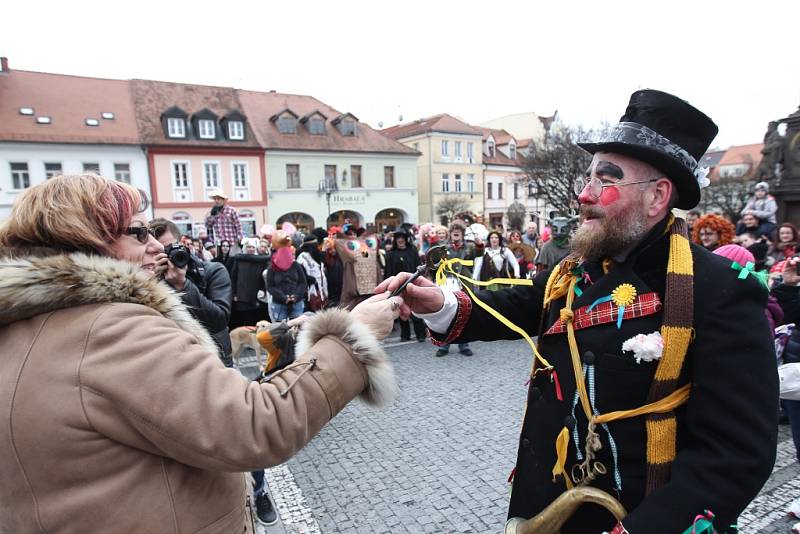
[149,218,234,367]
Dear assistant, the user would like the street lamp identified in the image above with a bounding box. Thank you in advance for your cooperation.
[318,175,339,225]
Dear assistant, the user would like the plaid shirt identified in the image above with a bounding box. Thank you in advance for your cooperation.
[205,204,242,244]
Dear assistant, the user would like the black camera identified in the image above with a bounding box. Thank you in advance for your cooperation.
[163,243,191,268]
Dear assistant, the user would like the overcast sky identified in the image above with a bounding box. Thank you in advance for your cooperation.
[4,0,798,149]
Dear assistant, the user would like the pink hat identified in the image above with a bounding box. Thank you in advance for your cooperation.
[713,244,755,266]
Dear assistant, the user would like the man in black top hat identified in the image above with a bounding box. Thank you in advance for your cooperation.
[377,90,776,533]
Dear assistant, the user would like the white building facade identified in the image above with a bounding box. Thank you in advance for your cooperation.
[0,143,151,218]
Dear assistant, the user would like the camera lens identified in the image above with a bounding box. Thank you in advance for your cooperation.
[167,245,190,268]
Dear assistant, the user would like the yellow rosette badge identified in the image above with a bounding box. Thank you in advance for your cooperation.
[588,283,638,329]
[611,284,637,307]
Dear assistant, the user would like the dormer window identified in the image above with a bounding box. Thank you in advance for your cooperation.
[278,116,296,134]
[162,106,188,139]
[167,118,186,138]
[228,121,244,140]
[488,139,496,158]
[192,108,219,140]
[198,119,216,139]
[308,118,325,134]
[509,142,517,160]
[19,107,34,116]
[221,110,247,141]
[301,111,328,135]
[333,113,359,136]
[271,109,299,134]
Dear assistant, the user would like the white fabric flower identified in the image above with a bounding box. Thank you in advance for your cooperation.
[621,331,664,364]
[694,166,710,189]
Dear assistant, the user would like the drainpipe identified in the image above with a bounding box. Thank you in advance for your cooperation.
[428,133,434,222]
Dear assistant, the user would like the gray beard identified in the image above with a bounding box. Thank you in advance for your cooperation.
[571,203,648,261]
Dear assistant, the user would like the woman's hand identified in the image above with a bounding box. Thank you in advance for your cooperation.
[350,292,404,340]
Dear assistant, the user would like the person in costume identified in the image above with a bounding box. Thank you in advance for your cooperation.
[536,216,572,271]
[384,227,427,342]
[691,213,734,252]
[473,230,519,286]
[377,90,777,534]
[435,221,477,357]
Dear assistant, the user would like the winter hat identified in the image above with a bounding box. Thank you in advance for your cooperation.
[755,181,769,192]
[311,227,328,243]
[241,237,260,250]
[713,244,756,266]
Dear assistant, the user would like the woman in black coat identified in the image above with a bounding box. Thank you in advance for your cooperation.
[384,229,426,341]
[229,239,270,329]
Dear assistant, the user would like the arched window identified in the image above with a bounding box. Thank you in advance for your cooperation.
[276,212,315,233]
[239,209,256,237]
[171,211,192,237]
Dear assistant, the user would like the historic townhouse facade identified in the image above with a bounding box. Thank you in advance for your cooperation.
[239,90,419,232]
[129,79,267,237]
[479,127,547,230]
[381,114,484,223]
[0,59,151,219]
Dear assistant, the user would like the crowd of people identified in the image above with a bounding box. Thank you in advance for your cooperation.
[3,87,800,534]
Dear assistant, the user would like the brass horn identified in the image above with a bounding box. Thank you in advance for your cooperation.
[504,487,626,534]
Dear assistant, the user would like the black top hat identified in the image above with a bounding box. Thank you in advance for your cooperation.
[578,89,718,209]
[393,227,412,239]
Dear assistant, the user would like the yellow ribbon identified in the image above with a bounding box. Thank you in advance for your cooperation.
[593,383,691,425]
[435,257,550,372]
[552,426,574,489]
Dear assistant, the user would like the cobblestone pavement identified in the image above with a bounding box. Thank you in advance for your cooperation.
[239,336,800,533]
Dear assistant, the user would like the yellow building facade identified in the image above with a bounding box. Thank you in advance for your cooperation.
[382,115,484,224]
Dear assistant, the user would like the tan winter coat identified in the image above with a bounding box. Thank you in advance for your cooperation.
[0,251,395,534]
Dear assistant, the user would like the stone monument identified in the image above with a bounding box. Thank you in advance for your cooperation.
[765,105,800,224]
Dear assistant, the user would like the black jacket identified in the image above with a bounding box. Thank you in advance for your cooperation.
[266,263,307,305]
[230,254,269,311]
[178,260,233,366]
[384,245,421,278]
[434,218,777,533]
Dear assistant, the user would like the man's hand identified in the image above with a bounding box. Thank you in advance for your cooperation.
[373,273,444,320]
[156,253,187,290]
[350,292,403,340]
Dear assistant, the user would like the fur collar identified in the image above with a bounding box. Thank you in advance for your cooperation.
[0,251,217,353]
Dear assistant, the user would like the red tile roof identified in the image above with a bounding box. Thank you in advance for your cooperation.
[380,114,482,140]
[129,79,261,148]
[717,143,763,167]
[239,90,416,154]
[475,126,515,146]
[709,143,763,181]
[484,151,522,167]
[0,70,140,144]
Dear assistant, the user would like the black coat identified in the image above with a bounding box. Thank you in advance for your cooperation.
[181,260,233,366]
[230,254,269,311]
[384,245,421,278]
[266,263,307,305]
[436,218,777,533]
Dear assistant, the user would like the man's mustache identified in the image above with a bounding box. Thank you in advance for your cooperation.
[580,206,605,220]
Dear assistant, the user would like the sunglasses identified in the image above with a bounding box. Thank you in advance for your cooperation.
[125,226,154,244]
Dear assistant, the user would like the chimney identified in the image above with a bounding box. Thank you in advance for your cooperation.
[0,57,8,74]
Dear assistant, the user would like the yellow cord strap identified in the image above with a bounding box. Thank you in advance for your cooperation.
[435,257,551,372]
[565,277,593,420]
[552,426,574,489]
[593,383,691,425]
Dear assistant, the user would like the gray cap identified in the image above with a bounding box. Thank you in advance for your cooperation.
[755,181,769,192]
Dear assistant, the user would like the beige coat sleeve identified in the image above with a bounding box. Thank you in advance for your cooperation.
[77,304,395,472]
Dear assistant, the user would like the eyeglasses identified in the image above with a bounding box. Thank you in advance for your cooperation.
[125,226,154,244]
[573,176,658,200]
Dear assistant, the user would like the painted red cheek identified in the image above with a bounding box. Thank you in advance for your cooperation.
[599,186,620,206]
